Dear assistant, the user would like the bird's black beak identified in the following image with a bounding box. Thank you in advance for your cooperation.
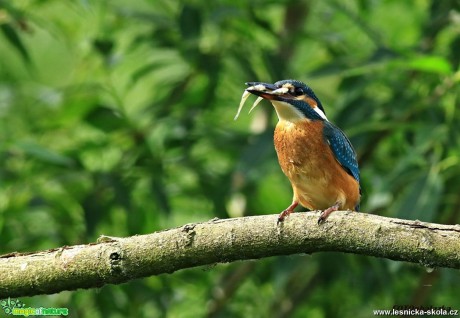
[244,82,296,101]
[245,82,279,100]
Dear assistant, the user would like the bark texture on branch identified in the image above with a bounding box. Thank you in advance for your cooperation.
[1,211,460,298]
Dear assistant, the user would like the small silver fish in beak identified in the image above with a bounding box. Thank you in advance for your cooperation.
[248,96,264,114]
[234,90,250,120]
[234,84,273,120]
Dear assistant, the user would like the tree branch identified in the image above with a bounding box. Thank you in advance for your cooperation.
[1,211,460,298]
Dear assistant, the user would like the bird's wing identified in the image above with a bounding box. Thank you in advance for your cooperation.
[323,121,360,183]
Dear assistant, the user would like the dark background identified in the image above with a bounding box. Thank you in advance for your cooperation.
[0,0,459,317]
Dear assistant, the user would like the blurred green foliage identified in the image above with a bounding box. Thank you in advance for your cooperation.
[1,0,459,317]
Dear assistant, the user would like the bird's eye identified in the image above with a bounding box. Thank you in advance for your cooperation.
[294,87,304,96]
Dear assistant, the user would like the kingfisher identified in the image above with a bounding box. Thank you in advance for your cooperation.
[235,79,361,224]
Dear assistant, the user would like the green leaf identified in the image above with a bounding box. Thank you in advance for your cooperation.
[406,55,452,75]
[0,23,30,64]
[179,4,202,40]
[15,141,74,167]
[93,38,114,58]
[84,106,126,132]
[395,172,443,222]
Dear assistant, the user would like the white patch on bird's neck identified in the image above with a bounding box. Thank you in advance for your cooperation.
[313,106,328,121]
[271,100,307,123]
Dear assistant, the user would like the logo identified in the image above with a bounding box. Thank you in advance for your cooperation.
[1,298,25,315]
[1,298,68,316]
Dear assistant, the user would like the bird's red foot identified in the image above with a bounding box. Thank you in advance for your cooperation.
[318,202,340,224]
[277,201,298,224]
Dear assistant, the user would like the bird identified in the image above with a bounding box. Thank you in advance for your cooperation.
[236,79,361,224]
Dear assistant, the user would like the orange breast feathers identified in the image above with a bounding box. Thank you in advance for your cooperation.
[274,119,360,211]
